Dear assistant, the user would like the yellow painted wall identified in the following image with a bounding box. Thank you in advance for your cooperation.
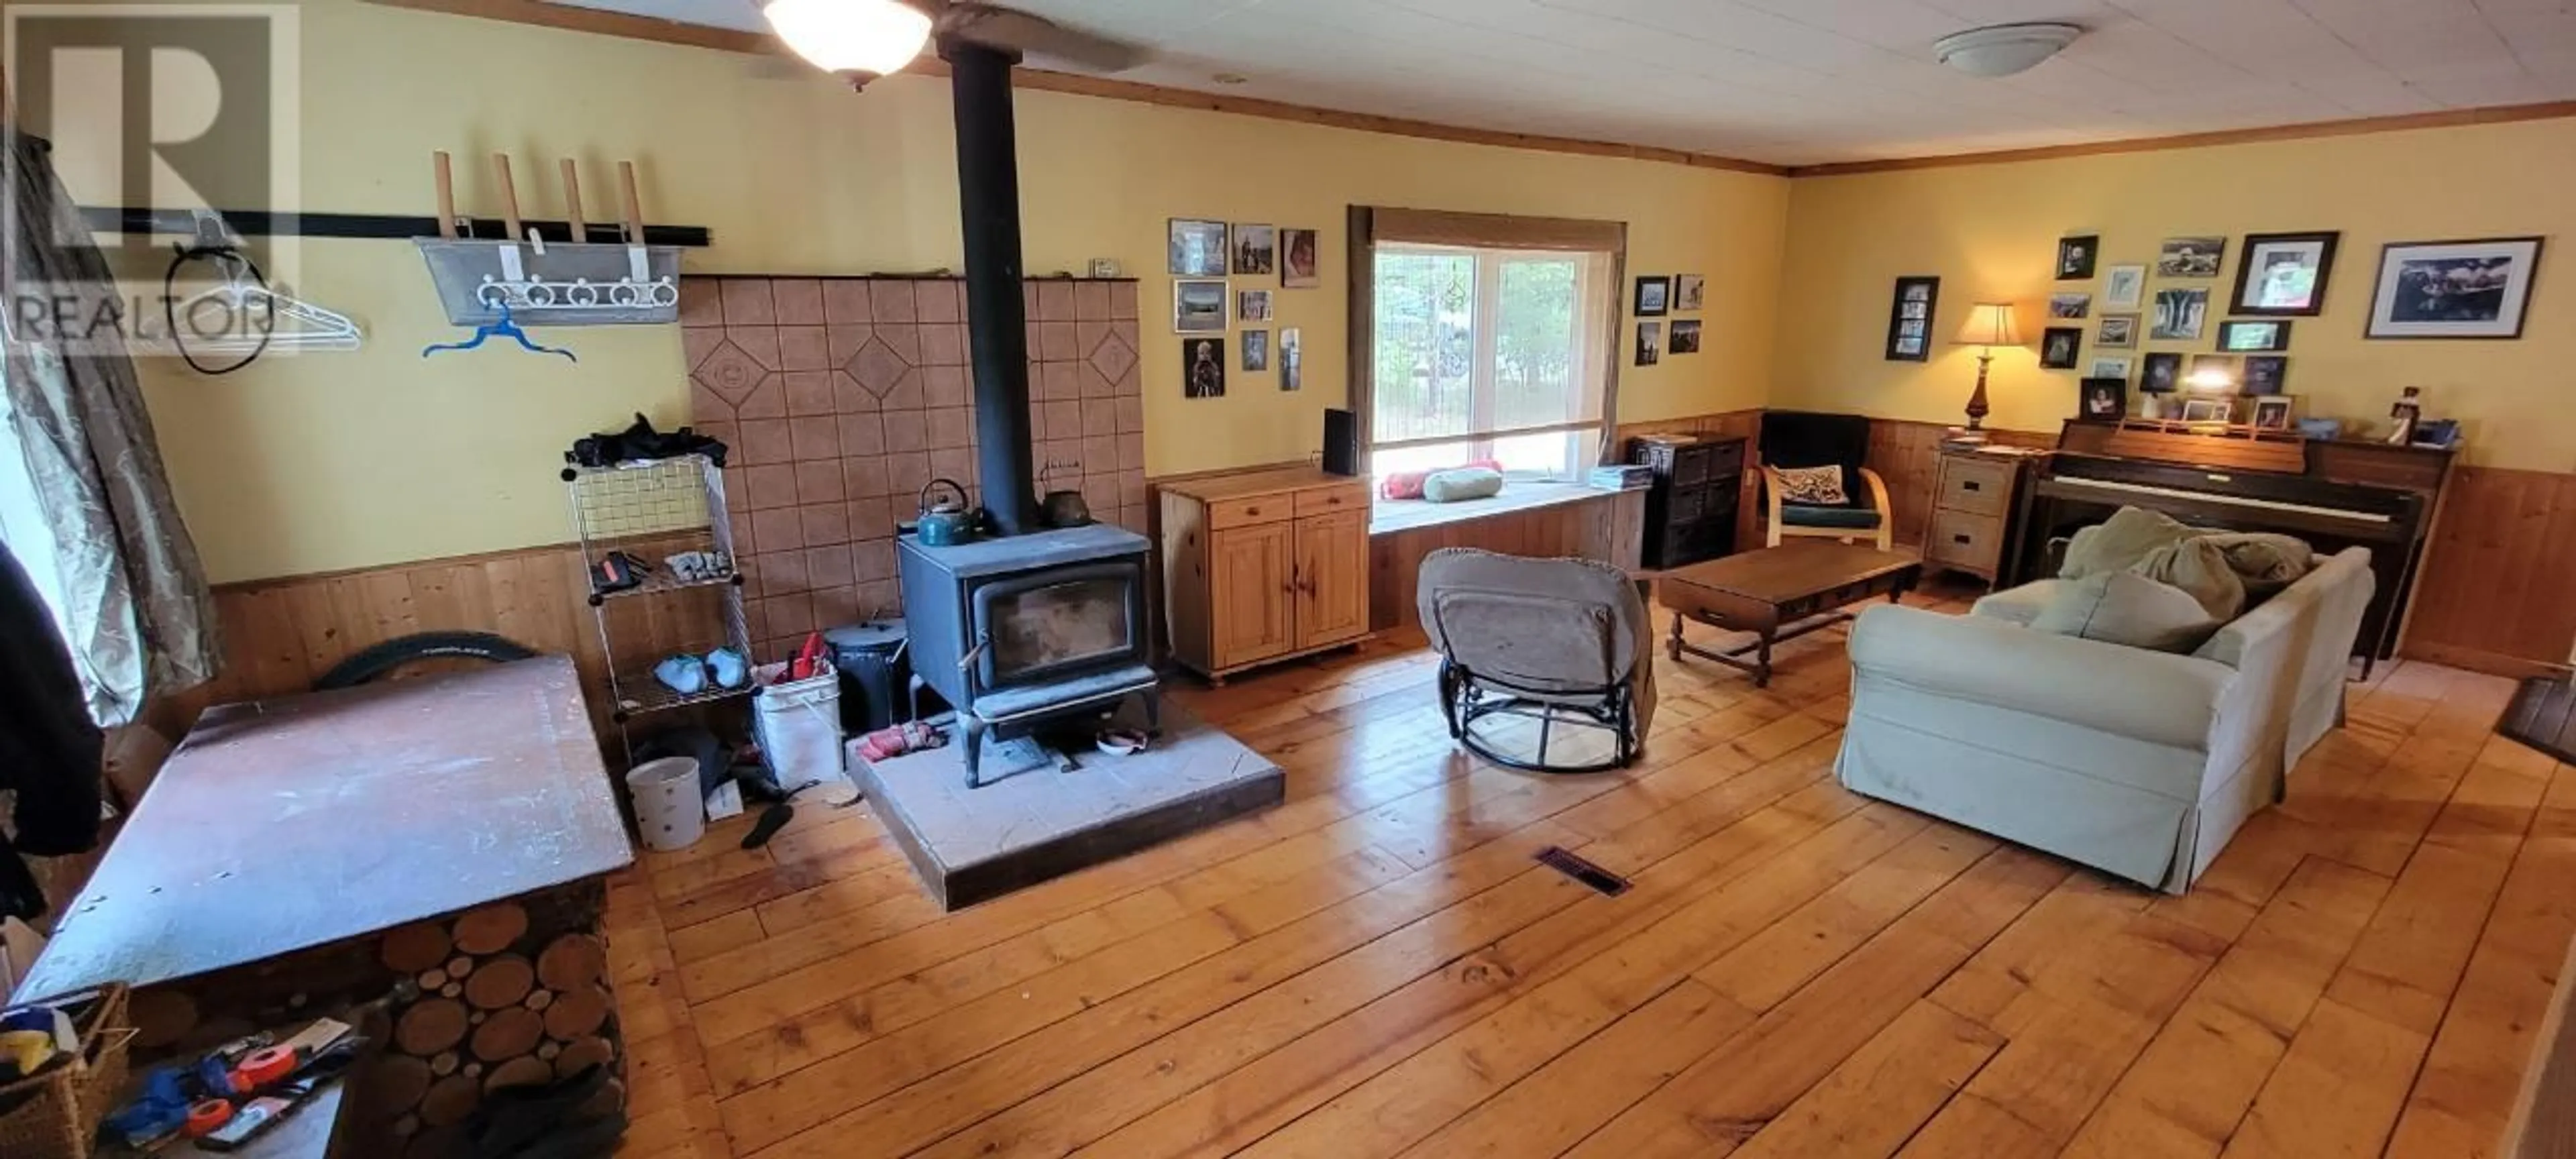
[1774,118,2576,474]
[115,0,1786,583]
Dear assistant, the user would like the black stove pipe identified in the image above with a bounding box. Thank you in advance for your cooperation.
[944,38,1040,537]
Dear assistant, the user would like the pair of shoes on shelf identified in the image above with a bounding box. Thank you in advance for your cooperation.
[651,647,750,696]
[590,550,651,596]
[665,550,732,584]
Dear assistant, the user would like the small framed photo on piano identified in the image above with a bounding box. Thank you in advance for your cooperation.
[2249,396,2298,431]
[2079,378,2129,421]
[2180,397,2235,424]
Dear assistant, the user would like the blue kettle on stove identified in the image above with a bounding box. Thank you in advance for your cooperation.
[914,478,979,547]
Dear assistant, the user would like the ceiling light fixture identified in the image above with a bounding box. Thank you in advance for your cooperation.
[762,0,933,79]
[1933,22,2082,78]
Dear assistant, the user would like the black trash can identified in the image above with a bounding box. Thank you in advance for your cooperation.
[823,621,909,734]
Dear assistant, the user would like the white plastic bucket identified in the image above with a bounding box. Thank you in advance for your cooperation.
[755,669,848,793]
[625,755,706,852]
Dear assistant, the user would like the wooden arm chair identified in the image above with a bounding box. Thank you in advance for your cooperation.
[1759,410,1892,551]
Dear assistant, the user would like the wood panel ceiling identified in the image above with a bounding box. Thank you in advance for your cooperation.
[543,0,2576,165]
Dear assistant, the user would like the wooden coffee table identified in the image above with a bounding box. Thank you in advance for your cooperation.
[1659,542,1922,687]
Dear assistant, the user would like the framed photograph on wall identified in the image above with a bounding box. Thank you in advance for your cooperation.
[1885,276,1939,362]
[2243,355,2288,395]
[2096,314,2138,349]
[1673,274,1707,311]
[1169,219,1228,276]
[1232,224,1277,276]
[1279,229,1320,288]
[1182,336,1227,398]
[1238,289,1273,322]
[2190,354,2237,389]
[1634,276,1672,317]
[1669,319,1704,354]
[2039,326,2083,370]
[2104,264,2147,309]
[2079,378,2128,421]
[2141,351,2184,394]
[1241,329,1271,372]
[2231,231,2339,315]
[2366,237,2546,339]
[1636,321,1663,366]
[2216,319,2291,352]
[2057,235,2099,280]
[2157,236,2226,278]
[2089,355,2133,380]
[1174,279,1228,333]
[1279,327,1303,391]
[2151,287,2208,340]
[2049,292,2092,319]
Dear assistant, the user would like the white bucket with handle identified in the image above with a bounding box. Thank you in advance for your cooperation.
[625,755,706,852]
[755,666,848,793]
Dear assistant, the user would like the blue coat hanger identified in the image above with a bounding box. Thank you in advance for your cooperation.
[421,299,577,362]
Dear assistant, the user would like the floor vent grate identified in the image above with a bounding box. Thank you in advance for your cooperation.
[1534,846,1630,896]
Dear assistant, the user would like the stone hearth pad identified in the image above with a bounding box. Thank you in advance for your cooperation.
[853,699,1284,910]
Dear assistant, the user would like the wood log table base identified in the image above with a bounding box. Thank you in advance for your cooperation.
[1658,543,1922,688]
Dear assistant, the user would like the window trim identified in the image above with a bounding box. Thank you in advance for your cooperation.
[1346,206,1628,478]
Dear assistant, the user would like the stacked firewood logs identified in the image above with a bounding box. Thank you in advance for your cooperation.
[364,902,623,1154]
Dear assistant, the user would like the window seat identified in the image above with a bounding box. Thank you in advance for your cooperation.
[1368,480,1634,537]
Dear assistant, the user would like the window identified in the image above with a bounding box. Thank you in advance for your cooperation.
[1368,243,1615,481]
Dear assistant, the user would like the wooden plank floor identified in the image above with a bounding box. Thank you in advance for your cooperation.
[601,584,2574,1159]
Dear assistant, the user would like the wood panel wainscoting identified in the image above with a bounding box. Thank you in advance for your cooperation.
[2402,465,2576,678]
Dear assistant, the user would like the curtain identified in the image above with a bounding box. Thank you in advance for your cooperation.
[1,130,220,724]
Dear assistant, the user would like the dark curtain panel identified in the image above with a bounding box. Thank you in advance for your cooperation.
[1,130,221,724]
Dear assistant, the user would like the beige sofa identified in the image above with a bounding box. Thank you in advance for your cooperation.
[1835,547,2375,893]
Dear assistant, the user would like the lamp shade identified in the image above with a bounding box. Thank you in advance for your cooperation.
[763,0,933,76]
[1953,302,2022,347]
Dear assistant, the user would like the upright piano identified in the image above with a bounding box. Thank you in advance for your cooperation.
[2015,420,2455,662]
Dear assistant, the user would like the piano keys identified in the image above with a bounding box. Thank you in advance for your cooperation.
[2017,420,2454,662]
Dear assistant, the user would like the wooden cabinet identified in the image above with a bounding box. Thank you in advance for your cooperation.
[1162,467,1373,681]
[1925,449,2037,586]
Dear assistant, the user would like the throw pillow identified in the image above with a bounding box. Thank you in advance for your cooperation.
[1421,467,1504,503]
[1774,465,1847,506]
[2030,571,2222,654]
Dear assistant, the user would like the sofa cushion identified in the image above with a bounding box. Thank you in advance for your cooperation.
[1970,580,2069,627]
[2031,571,2222,654]
[1774,464,1847,506]
[1782,503,1882,530]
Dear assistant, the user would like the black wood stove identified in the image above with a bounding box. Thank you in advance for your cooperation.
[896,38,1159,788]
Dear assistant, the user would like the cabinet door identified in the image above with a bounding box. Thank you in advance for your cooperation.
[1294,509,1370,650]
[1208,521,1297,670]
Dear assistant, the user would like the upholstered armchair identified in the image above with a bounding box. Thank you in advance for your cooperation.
[1760,410,1892,551]
[1416,549,1656,773]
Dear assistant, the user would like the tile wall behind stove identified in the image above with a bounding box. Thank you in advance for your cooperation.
[681,275,1146,661]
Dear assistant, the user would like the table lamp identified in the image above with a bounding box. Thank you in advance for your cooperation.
[1950,302,2022,435]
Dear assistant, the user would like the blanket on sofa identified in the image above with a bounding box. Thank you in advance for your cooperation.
[2059,506,2316,620]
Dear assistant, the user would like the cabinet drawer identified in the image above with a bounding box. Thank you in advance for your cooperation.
[1937,456,2014,518]
[1293,485,1369,518]
[1208,494,1295,530]
[1927,509,2004,573]
[1703,440,1747,481]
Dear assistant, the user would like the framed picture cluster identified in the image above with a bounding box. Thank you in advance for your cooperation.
[1169,218,1326,398]
[1635,272,1707,365]
[1884,276,1938,362]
